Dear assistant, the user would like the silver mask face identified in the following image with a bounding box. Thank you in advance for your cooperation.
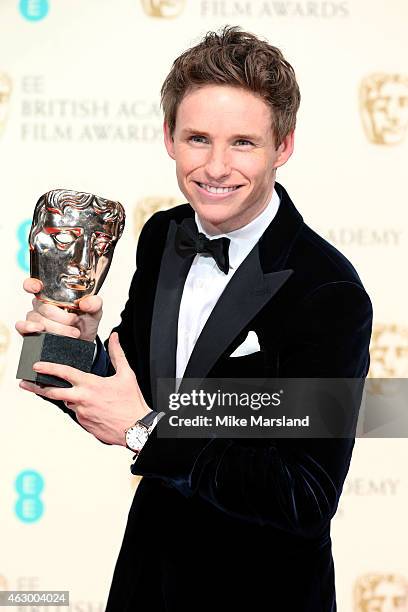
[29,189,125,309]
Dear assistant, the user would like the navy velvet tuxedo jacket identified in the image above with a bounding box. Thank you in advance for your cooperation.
[60,182,373,611]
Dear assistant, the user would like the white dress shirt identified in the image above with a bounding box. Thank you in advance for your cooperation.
[175,188,280,383]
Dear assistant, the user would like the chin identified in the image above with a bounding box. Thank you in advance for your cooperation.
[196,208,233,224]
[194,200,235,217]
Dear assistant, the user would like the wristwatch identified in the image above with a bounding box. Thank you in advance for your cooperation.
[125,410,161,455]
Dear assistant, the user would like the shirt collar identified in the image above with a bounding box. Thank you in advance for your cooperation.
[195,187,280,270]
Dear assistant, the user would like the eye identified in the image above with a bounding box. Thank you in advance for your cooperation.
[234,139,253,147]
[52,231,77,249]
[189,135,208,144]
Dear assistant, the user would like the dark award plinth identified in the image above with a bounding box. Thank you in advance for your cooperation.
[16,332,95,388]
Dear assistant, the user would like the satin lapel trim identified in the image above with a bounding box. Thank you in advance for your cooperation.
[150,220,193,402]
[179,245,293,389]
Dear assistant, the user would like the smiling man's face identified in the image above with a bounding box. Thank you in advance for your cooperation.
[164,84,294,234]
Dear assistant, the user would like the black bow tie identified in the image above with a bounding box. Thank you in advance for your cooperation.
[175,218,231,274]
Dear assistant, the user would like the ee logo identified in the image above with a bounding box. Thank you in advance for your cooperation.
[16,219,31,273]
[19,0,49,21]
[15,470,44,523]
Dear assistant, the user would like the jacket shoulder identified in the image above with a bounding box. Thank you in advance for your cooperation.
[292,222,366,289]
[136,203,193,265]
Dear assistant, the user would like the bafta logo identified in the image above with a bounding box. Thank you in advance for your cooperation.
[367,323,408,395]
[354,573,408,611]
[134,196,180,238]
[0,72,12,137]
[360,73,408,145]
[0,321,10,382]
[140,0,185,18]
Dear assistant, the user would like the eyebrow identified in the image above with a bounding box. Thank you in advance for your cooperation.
[181,128,262,141]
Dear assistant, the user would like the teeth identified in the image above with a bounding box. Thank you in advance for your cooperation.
[198,182,238,194]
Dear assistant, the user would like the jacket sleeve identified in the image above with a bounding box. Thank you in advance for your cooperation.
[132,281,373,538]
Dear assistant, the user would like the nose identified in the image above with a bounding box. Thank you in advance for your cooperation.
[73,235,92,271]
[204,144,231,182]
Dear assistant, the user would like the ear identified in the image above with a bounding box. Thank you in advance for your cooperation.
[273,130,295,170]
[163,121,176,160]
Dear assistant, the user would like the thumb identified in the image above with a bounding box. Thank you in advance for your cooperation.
[109,332,130,374]
[23,277,43,294]
[78,295,103,315]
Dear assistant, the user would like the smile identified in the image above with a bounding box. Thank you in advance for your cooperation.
[195,182,242,195]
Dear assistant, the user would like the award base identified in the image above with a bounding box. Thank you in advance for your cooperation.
[16,332,95,388]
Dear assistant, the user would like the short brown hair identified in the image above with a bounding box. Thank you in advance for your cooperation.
[161,26,301,147]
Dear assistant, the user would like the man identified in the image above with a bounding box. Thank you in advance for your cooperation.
[16,27,373,611]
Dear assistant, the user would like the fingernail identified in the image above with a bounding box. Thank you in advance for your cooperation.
[33,362,41,371]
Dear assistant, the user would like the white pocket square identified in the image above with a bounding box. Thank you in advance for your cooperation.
[230,331,261,357]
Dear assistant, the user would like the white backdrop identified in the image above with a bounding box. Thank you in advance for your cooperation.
[1,1,407,610]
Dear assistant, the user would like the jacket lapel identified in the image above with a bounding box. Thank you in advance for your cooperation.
[149,219,194,402]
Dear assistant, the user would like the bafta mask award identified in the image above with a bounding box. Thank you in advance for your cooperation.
[16,189,125,387]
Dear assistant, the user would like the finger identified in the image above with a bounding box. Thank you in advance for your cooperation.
[27,310,49,325]
[23,277,43,294]
[27,317,80,339]
[19,380,41,392]
[78,295,103,315]
[27,310,80,339]
[15,320,45,335]
[32,362,86,385]
[33,302,80,327]
[108,332,130,374]
[19,379,78,403]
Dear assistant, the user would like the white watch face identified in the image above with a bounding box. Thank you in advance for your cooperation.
[126,425,149,452]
